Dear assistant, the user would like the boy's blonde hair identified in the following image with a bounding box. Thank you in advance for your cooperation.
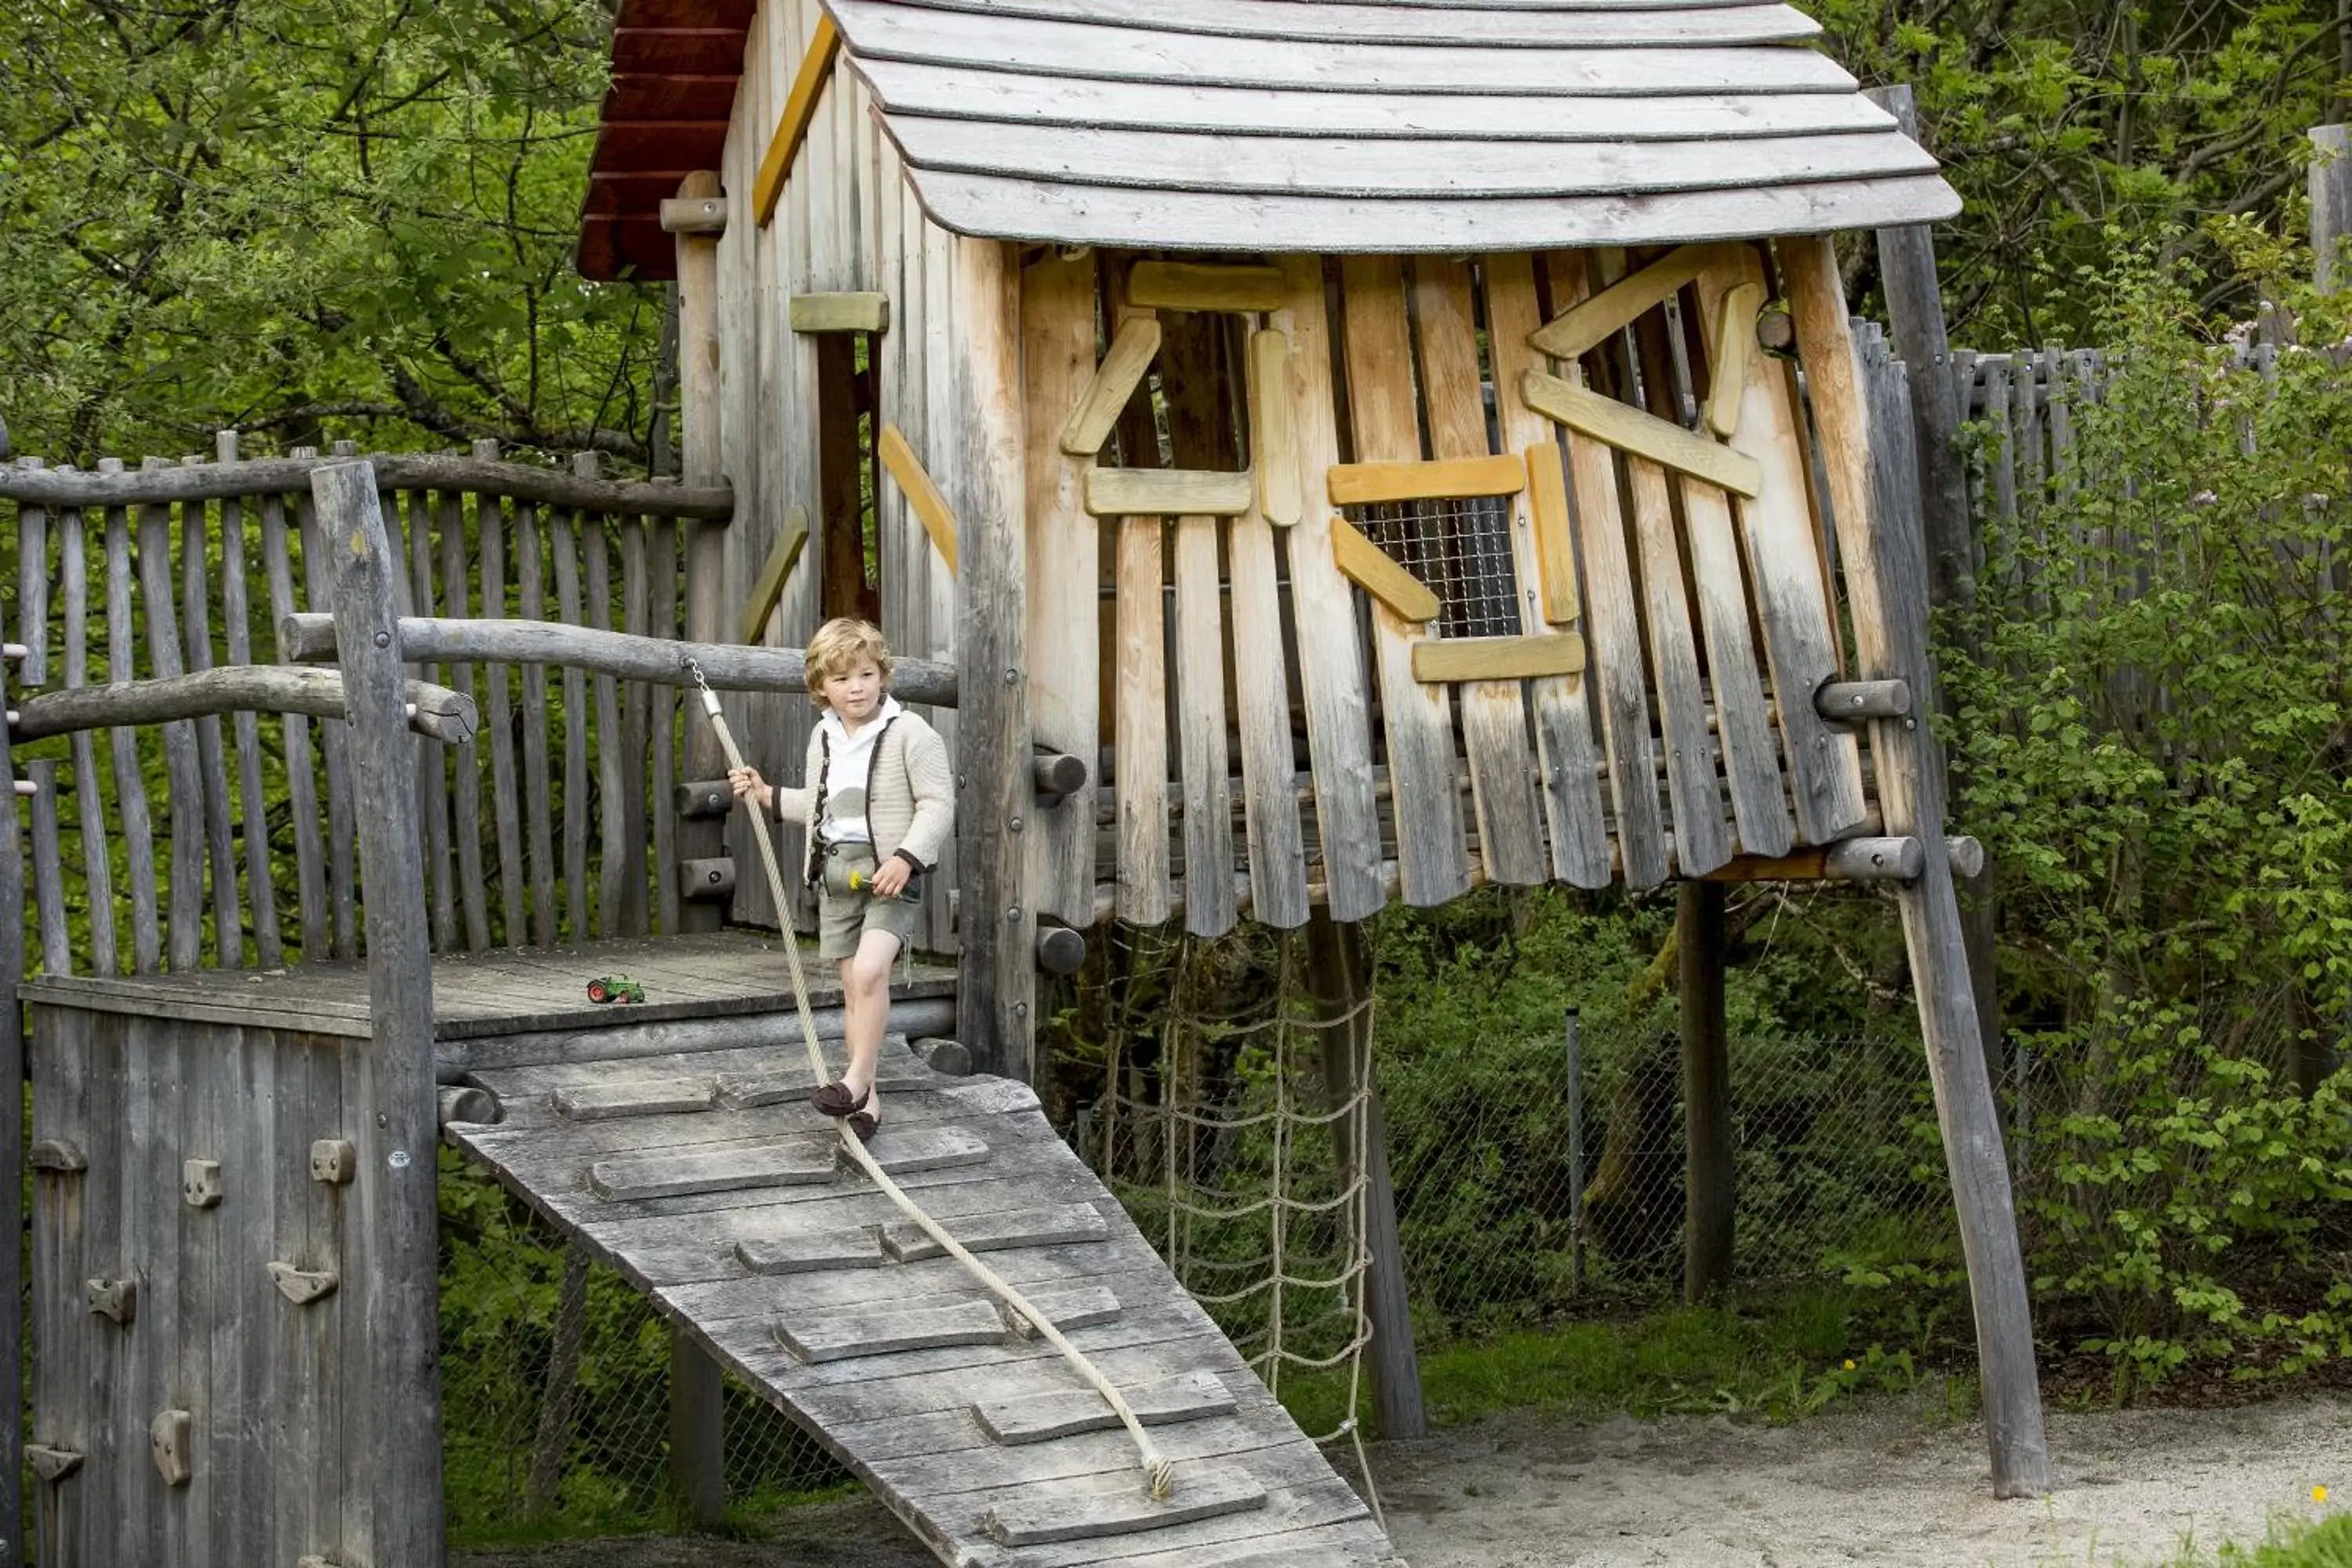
[804,617,894,698]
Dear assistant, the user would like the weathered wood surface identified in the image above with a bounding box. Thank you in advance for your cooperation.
[13,668,478,743]
[0,454,733,517]
[445,1044,1399,1566]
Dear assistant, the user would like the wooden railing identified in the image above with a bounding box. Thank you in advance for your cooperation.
[1,437,733,977]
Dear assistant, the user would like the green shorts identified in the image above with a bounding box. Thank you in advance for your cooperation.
[815,843,922,961]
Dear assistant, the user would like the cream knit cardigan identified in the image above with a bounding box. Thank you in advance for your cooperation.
[772,708,954,881]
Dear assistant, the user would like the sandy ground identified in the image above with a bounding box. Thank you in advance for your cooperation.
[455,1392,2351,1568]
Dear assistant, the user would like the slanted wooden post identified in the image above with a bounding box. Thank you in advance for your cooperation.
[674,169,728,934]
[666,169,733,1528]
[1306,913,1426,1439]
[315,460,448,1565]
[0,642,24,1567]
[949,236,1034,1081]
[1783,236,2052,1499]
[1868,84,2005,1094]
[1678,884,1733,1302]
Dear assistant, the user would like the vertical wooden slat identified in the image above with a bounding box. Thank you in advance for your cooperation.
[16,461,48,684]
[1539,255,1668,884]
[59,499,118,973]
[517,499,559,944]
[175,465,247,965]
[29,994,91,1564]
[676,159,729,939]
[582,463,627,939]
[29,760,67,975]
[217,434,284,968]
[1018,249,1102,927]
[1483,255,1613,887]
[118,1014,165,1565]
[1231,328,1311,927]
[1411,256,1548,886]
[1695,249,1863,847]
[295,457,359,959]
[138,462,211,967]
[409,491,458,952]
[222,1025,275,1568]
[1158,310,1239,937]
[263,491,328,960]
[648,518,681,935]
[439,490,492,951]
[102,468,164,971]
[1338,256,1471,905]
[553,494,590,942]
[1269,255,1384,920]
[474,464,527,947]
[619,516,652,936]
[1610,260,1731,877]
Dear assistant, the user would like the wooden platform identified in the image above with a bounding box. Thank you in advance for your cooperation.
[452,1036,1403,1568]
[20,930,956,1042]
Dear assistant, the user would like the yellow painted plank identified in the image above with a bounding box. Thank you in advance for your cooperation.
[1519,368,1762,498]
[1247,328,1301,525]
[736,504,809,644]
[1526,241,1748,359]
[1330,517,1440,623]
[1522,442,1580,626]
[1057,316,1161,457]
[1410,633,1586,683]
[1082,467,1254,518]
[789,291,891,333]
[1325,453,1527,506]
[1706,280,1766,437]
[878,423,958,575]
[752,16,841,229]
[1127,261,1287,314]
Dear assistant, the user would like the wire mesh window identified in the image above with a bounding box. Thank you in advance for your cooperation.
[1344,495,1522,639]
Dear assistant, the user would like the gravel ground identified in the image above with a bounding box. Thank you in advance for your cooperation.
[454,1391,2351,1568]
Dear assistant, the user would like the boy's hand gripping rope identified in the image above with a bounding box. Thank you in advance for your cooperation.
[683,659,1175,1501]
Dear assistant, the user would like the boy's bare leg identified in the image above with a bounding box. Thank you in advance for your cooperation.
[837,929,903,1126]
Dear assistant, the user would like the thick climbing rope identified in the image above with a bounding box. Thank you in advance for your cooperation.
[686,662,1176,1501]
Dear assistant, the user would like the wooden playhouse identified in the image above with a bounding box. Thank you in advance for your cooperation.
[581,0,2050,1502]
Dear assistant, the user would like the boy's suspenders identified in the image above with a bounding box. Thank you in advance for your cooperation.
[805,715,902,887]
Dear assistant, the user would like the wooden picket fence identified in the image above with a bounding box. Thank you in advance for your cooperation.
[0,438,733,978]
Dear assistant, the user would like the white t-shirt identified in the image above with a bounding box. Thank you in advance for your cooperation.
[816,695,903,848]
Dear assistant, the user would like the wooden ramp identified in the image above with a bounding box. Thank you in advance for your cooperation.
[449,1033,1403,1568]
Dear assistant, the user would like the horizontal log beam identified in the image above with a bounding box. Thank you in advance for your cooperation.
[278,614,960,707]
[13,666,476,745]
[677,747,1076,821]
[0,455,733,518]
[659,195,728,235]
[1035,924,1087,975]
[1701,834,1983,884]
[1815,678,1912,722]
[1033,750,1089,800]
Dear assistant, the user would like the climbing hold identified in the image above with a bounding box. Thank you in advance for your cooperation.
[181,1159,223,1210]
[26,1445,83,1483]
[29,1139,86,1174]
[85,1277,135,1324]
[309,1138,357,1185]
[267,1261,339,1306]
[149,1410,192,1488]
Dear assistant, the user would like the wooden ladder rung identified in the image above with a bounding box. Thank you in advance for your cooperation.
[973,1370,1235,1446]
[880,1202,1109,1262]
[982,1462,1268,1546]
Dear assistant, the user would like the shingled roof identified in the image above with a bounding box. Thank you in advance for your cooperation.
[578,0,1957,280]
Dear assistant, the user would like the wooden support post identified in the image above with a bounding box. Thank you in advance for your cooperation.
[314,461,448,1565]
[1678,884,1733,1303]
[2313,125,2352,292]
[1783,236,2051,1500]
[1306,913,1427,1440]
[669,1331,726,1528]
[676,170,728,938]
[950,237,1034,1081]
[0,645,21,1567]
[1870,85,2006,1092]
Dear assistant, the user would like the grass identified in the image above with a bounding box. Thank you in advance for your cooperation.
[1260,1282,1962,1438]
[2142,1514,2352,1566]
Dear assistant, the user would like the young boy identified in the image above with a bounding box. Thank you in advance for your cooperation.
[729,618,953,1141]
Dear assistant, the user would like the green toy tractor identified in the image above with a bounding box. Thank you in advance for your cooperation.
[585,974,644,1004]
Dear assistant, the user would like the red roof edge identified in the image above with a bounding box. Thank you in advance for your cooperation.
[576,2,756,282]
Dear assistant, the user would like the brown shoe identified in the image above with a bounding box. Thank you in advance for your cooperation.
[811,1080,869,1118]
[847,1111,878,1144]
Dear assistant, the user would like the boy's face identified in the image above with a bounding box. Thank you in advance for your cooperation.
[822,660,884,724]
